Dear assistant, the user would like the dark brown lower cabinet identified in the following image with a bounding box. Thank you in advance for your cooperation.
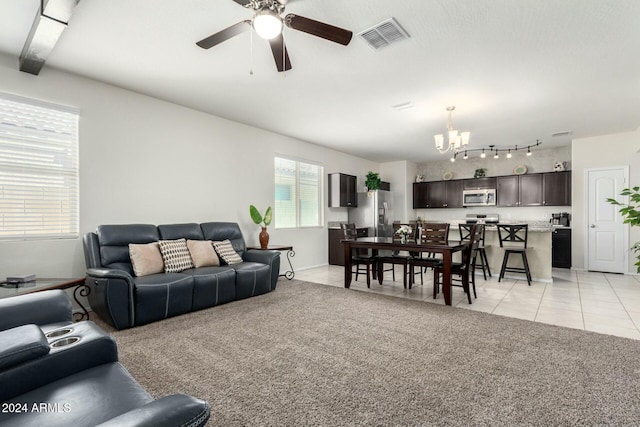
[328,227,368,265]
[552,228,571,268]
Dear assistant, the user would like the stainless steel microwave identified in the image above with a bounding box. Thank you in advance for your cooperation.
[463,189,496,206]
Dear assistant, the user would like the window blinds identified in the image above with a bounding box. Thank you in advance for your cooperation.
[274,156,323,228]
[0,94,79,240]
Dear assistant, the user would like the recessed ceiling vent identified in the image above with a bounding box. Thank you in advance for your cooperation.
[552,131,573,137]
[358,18,409,51]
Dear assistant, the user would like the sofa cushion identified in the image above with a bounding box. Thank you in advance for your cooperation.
[187,240,219,268]
[133,274,194,325]
[158,239,195,273]
[97,224,159,274]
[158,223,204,241]
[213,240,243,265]
[231,262,271,299]
[200,222,246,258]
[129,242,164,277]
[181,266,237,309]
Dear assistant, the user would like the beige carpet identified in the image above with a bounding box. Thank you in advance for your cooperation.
[95,280,640,426]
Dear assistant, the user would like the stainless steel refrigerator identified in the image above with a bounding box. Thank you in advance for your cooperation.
[347,190,394,238]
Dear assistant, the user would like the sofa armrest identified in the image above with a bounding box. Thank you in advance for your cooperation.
[95,394,211,427]
[0,324,50,371]
[86,268,135,330]
[87,268,134,281]
[243,249,280,265]
[244,250,281,291]
[0,290,72,331]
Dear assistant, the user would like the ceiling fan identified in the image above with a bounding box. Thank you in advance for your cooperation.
[196,0,353,72]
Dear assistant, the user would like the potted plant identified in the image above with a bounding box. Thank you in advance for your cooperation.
[365,171,381,193]
[249,205,272,249]
[395,224,413,244]
[608,187,640,272]
[474,168,486,178]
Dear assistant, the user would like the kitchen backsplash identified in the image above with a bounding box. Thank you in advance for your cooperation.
[415,146,571,181]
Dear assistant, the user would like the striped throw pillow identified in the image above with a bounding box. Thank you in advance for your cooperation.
[213,240,243,265]
[158,238,194,273]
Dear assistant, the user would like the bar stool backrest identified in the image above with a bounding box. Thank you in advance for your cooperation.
[496,224,528,249]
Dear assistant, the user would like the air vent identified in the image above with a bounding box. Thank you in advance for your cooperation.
[552,131,573,137]
[358,18,409,51]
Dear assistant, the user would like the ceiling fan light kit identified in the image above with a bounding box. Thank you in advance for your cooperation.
[196,0,353,72]
[253,9,283,40]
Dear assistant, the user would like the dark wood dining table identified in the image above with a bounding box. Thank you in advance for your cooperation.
[342,237,468,306]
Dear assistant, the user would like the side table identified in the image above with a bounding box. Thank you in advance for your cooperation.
[247,245,295,280]
[0,278,91,322]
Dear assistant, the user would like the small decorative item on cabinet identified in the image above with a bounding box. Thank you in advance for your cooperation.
[416,175,424,182]
[474,168,486,178]
[365,171,381,192]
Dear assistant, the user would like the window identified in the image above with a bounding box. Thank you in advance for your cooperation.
[0,94,79,240]
[274,156,323,228]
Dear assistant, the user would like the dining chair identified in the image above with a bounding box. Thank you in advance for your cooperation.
[496,224,531,286]
[433,223,480,304]
[407,222,450,288]
[340,223,377,288]
[377,222,416,288]
[459,223,491,279]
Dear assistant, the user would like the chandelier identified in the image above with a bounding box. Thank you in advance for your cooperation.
[434,106,470,154]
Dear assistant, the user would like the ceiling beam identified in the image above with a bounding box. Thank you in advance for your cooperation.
[19,0,80,75]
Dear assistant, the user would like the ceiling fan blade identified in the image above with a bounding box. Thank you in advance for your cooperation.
[269,34,292,72]
[285,14,353,46]
[196,20,251,49]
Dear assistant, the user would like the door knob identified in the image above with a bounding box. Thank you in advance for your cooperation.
[590,224,596,228]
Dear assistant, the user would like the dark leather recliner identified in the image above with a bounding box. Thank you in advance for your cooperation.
[83,221,281,330]
[0,290,210,427]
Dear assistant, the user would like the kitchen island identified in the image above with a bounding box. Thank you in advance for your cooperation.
[450,222,553,282]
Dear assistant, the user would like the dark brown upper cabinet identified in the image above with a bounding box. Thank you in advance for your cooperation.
[543,171,571,206]
[413,182,430,208]
[497,174,543,206]
[328,173,357,208]
[463,177,497,190]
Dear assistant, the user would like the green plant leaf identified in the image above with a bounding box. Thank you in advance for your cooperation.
[263,206,272,226]
[249,205,263,225]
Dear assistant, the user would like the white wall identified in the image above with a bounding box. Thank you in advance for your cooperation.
[571,128,640,272]
[0,52,378,278]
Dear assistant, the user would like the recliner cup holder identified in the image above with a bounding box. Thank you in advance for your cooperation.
[50,336,81,348]
[45,328,73,338]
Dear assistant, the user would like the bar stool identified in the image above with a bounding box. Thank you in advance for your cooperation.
[496,224,531,286]
[459,223,491,279]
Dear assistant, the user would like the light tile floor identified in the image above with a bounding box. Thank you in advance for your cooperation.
[294,265,640,340]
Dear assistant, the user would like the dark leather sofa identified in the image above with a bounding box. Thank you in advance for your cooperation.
[83,221,281,330]
[0,290,210,427]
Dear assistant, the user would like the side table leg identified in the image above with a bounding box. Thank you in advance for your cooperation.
[280,249,295,280]
[72,282,91,322]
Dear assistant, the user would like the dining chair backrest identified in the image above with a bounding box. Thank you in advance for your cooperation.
[496,224,528,249]
[459,223,486,244]
[461,224,480,269]
[419,223,450,245]
[340,223,358,240]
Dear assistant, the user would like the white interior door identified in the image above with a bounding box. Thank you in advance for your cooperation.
[586,167,628,273]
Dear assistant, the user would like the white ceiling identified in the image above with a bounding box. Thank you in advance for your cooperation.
[1,0,639,162]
